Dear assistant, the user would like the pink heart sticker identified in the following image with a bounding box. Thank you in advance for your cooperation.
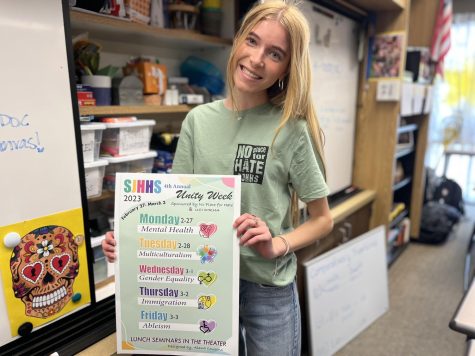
[199,223,218,238]
[221,177,235,188]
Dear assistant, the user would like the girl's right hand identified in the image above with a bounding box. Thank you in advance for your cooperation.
[102,231,116,263]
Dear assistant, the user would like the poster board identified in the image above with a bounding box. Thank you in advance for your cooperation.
[114,173,240,355]
[304,226,389,356]
[0,0,91,347]
[302,1,361,194]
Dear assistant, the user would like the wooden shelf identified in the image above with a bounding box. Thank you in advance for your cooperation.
[348,0,405,11]
[397,123,418,134]
[90,234,106,248]
[69,9,233,49]
[330,190,376,224]
[95,276,115,302]
[87,190,114,202]
[395,147,414,159]
[389,209,408,228]
[387,243,408,267]
[393,176,412,191]
[79,104,191,116]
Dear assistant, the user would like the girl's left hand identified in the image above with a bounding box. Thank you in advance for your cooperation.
[233,213,276,259]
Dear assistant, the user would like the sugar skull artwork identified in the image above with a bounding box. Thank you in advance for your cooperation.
[9,225,80,319]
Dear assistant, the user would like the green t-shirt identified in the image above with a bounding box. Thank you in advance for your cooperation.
[172,100,329,286]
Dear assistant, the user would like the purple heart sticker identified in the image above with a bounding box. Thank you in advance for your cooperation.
[199,320,216,333]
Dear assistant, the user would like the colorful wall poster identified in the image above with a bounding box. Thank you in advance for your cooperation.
[368,31,406,79]
[115,173,240,355]
[0,208,91,337]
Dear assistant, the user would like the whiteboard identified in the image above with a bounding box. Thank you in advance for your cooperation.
[302,1,361,194]
[304,226,389,356]
[0,0,90,347]
[0,0,82,226]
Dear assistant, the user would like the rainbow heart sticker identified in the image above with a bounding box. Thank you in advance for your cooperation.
[198,295,217,309]
[197,245,217,264]
[199,223,218,238]
[197,271,217,286]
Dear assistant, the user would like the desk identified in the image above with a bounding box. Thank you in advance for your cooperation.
[443,146,475,293]
[449,280,475,356]
[464,223,475,291]
[451,279,475,355]
[451,279,475,337]
[468,339,475,356]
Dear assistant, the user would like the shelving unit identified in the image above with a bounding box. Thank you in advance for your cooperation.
[87,190,114,203]
[70,5,235,298]
[389,209,408,229]
[387,242,408,266]
[79,104,191,116]
[393,176,412,191]
[349,0,438,265]
[395,147,414,159]
[70,9,232,49]
[79,105,191,132]
[397,123,418,134]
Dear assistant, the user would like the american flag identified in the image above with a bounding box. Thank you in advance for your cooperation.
[430,0,452,77]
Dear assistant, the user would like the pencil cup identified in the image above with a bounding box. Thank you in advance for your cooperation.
[82,75,112,106]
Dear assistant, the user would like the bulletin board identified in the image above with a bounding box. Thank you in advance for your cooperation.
[0,0,92,349]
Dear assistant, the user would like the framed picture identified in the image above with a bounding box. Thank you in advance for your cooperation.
[368,31,405,79]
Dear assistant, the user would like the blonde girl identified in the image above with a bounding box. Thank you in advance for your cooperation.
[103,1,333,354]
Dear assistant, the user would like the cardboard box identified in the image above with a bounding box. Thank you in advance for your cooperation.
[78,98,96,106]
[124,0,151,24]
[77,91,94,100]
[124,62,167,95]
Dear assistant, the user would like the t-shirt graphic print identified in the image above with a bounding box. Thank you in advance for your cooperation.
[233,144,269,184]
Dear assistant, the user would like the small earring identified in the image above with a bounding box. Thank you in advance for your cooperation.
[278,78,284,91]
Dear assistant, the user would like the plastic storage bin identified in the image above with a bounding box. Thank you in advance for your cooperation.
[80,123,106,163]
[84,159,108,198]
[101,120,156,156]
[103,151,157,191]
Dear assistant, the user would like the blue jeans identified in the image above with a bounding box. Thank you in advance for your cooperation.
[239,279,301,356]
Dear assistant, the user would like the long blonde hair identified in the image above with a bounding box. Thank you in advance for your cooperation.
[226,1,326,225]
